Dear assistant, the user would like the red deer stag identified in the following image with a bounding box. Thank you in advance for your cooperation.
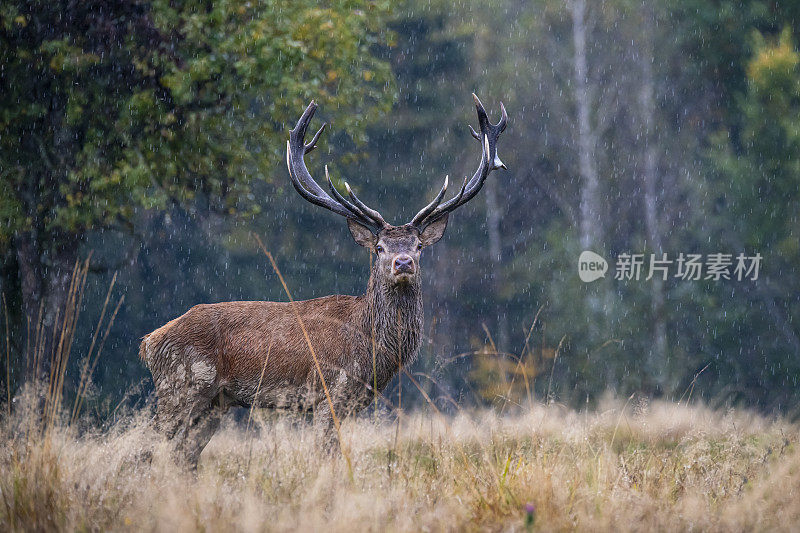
[140,94,507,466]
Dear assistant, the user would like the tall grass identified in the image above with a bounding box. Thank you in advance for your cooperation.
[1,258,122,435]
[1,394,798,531]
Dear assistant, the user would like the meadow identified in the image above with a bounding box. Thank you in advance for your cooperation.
[2,392,798,532]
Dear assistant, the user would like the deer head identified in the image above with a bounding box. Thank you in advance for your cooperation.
[286,94,507,290]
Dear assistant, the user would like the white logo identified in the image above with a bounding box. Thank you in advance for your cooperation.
[578,250,608,282]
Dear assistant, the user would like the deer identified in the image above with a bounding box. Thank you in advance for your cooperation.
[139,94,507,467]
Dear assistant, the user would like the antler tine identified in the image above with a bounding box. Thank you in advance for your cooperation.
[409,93,508,230]
[425,176,468,226]
[304,123,326,154]
[473,92,491,132]
[344,183,388,228]
[287,141,351,218]
[287,101,386,231]
[410,175,449,227]
[453,176,468,205]
[325,165,367,219]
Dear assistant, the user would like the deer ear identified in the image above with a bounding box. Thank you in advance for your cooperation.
[347,218,377,248]
[419,214,449,247]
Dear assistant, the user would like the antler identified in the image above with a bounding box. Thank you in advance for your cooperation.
[410,93,507,230]
[287,101,388,232]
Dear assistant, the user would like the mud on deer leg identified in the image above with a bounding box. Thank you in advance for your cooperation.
[155,395,183,440]
[182,412,222,470]
[314,402,340,453]
[172,399,224,470]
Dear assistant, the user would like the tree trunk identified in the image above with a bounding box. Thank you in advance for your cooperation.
[14,230,78,380]
[485,175,509,353]
[570,0,609,363]
[15,231,43,338]
[571,0,601,252]
[638,3,667,392]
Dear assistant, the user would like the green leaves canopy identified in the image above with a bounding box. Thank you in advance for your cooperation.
[711,28,800,255]
[0,0,395,242]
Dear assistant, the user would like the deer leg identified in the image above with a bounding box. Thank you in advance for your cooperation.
[182,410,222,470]
[155,390,184,439]
[313,401,340,453]
[174,396,223,470]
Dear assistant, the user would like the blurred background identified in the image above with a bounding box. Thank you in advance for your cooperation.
[1,0,798,417]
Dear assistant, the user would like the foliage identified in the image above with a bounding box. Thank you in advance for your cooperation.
[704,27,800,407]
[0,0,395,239]
[467,340,555,407]
[714,27,800,253]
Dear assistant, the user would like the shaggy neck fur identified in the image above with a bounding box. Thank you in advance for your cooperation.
[359,266,423,391]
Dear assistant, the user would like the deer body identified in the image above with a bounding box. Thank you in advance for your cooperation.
[142,280,421,413]
[141,95,506,467]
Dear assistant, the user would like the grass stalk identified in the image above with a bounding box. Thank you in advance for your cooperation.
[252,232,353,479]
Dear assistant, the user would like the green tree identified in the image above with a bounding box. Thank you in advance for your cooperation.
[707,28,800,407]
[0,0,394,376]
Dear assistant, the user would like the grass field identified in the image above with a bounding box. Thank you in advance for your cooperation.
[1,393,798,532]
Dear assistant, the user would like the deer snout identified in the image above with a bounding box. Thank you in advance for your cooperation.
[393,254,415,274]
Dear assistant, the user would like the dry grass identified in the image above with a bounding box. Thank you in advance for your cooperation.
[1,394,798,532]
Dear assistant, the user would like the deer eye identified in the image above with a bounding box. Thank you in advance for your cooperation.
[375,244,384,254]
[416,243,423,251]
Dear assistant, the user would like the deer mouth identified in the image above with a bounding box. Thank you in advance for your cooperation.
[393,275,414,286]
[392,267,416,283]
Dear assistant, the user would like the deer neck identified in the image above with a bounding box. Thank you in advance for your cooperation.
[361,270,423,379]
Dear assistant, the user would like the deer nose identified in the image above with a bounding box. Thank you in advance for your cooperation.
[393,254,415,274]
